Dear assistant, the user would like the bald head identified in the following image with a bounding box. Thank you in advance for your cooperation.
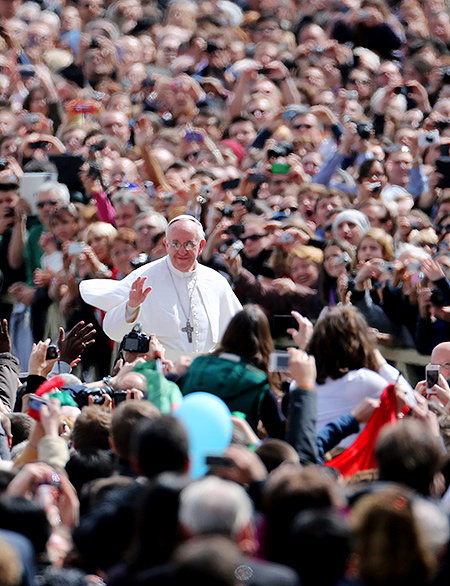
[431,342,450,380]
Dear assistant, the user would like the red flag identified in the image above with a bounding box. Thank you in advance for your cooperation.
[324,383,398,478]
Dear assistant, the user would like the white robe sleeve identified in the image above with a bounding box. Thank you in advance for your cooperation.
[103,299,142,342]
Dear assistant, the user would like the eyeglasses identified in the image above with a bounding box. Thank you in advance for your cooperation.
[36,200,59,209]
[242,234,264,242]
[293,123,313,130]
[168,241,199,251]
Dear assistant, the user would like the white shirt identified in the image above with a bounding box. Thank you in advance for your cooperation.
[290,362,413,447]
[316,363,412,446]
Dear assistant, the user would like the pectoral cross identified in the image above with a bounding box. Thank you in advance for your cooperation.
[182,319,194,343]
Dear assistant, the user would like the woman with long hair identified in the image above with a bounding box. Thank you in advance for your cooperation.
[348,228,414,347]
[306,305,411,445]
[179,304,285,437]
[321,239,355,307]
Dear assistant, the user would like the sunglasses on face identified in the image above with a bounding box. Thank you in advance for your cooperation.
[242,234,264,243]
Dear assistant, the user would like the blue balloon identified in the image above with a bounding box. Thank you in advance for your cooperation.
[175,392,232,478]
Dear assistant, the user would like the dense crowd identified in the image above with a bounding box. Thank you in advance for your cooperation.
[3,0,450,584]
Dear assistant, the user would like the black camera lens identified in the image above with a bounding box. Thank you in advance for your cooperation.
[356,123,372,140]
[430,288,447,307]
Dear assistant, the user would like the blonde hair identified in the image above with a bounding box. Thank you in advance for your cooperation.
[83,221,118,246]
[289,244,323,265]
[357,228,394,261]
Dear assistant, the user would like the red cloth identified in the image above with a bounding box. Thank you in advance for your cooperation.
[324,383,398,478]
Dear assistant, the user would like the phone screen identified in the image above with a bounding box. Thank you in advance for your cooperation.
[426,365,440,390]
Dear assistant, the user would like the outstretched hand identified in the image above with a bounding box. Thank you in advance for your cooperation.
[129,276,152,308]
[58,321,96,365]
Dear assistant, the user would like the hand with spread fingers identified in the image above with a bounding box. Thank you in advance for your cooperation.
[129,276,152,308]
[58,321,96,366]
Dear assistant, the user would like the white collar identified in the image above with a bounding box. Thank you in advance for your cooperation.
[166,255,198,280]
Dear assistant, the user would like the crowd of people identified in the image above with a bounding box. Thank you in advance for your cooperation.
[3,0,450,584]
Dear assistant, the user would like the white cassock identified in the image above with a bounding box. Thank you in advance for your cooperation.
[79,255,242,360]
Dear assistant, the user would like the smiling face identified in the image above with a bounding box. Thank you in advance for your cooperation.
[86,233,109,263]
[164,219,205,272]
[290,257,319,287]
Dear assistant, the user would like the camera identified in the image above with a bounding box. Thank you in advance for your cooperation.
[65,385,128,408]
[435,157,450,188]
[435,119,450,131]
[430,288,450,307]
[121,324,150,353]
[46,344,59,360]
[225,222,245,239]
[442,66,450,85]
[229,240,244,260]
[23,113,39,126]
[29,141,49,150]
[418,130,440,148]
[356,122,372,140]
[380,261,395,274]
[334,252,352,268]
[369,181,382,194]
[68,241,85,256]
[130,253,151,269]
[267,142,293,159]
[206,40,218,53]
[87,163,102,180]
[89,140,106,154]
[393,85,411,96]
[268,351,290,372]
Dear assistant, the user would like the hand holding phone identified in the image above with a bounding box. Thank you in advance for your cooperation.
[426,364,440,394]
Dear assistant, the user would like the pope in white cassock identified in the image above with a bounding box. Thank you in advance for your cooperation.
[80,215,242,360]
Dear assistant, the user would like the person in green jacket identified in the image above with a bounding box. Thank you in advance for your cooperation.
[179,304,285,437]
